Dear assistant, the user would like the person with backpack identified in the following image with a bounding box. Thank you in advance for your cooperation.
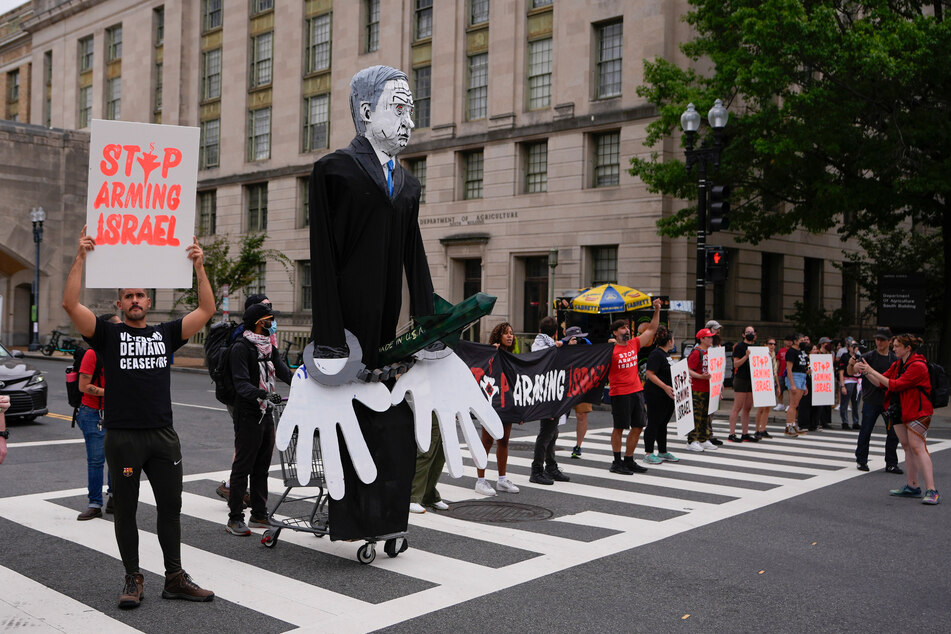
[75,313,121,521]
[856,334,939,505]
[224,302,293,536]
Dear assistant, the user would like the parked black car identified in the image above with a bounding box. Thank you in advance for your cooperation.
[0,343,49,421]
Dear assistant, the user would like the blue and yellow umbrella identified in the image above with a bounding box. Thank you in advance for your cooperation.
[570,284,652,314]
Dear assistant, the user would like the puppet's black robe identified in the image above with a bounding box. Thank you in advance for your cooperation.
[309,135,435,540]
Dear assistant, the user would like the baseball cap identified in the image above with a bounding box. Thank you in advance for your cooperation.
[696,328,715,339]
[874,328,892,340]
[564,326,588,338]
[243,302,274,329]
[818,337,832,345]
[705,320,722,331]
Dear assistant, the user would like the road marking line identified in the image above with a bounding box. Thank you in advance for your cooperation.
[43,412,74,421]
[171,401,227,411]
[7,439,85,448]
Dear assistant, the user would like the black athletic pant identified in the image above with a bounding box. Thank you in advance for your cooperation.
[228,407,275,521]
[104,426,183,576]
[533,418,559,472]
[644,391,675,454]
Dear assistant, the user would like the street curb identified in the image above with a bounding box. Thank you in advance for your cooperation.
[19,352,209,375]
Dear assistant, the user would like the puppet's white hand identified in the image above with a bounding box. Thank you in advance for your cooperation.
[391,351,504,478]
[276,367,391,499]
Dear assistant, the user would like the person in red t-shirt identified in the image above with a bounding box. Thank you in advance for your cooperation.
[607,299,662,475]
[686,329,715,451]
[76,314,121,521]
[857,333,939,505]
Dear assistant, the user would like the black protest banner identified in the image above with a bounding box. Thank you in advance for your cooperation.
[454,340,613,423]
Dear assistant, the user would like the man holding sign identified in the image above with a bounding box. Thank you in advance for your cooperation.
[63,227,216,609]
[686,329,717,452]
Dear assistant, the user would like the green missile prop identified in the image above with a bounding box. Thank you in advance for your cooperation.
[376,292,497,367]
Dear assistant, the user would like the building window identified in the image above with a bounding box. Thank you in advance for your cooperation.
[246,263,267,296]
[462,258,483,341]
[596,21,622,99]
[593,131,620,187]
[524,141,548,193]
[106,25,122,61]
[251,0,273,15]
[761,252,784,322]
[7,69,18,103]
[43,51,52,127]
[79,36,94,72]
[523,255,548,333]
[803,257,824,313]
[415,0,433,40]
[305,13,332,74]
[201,49,222,101]
[298,177,310,227]
[154,7,164,45]
[303,94,330,152]
[106,77,121,120]
[197,190,217,236]
[299,260,312,310]
[200,119,220,168]
[463,150,484,200]
[153,62,163,114]
[250,32,273,88]
[413,66,431,128]
[78,86,92,128]
[467,52,488,120]
[404,157,426,203]
[202,0,222,33]
[247,183,268,232]
[365,0,380,53]
[590,245,618,286]
[528,38,552,109]
[842,262,859,325]
[532,0,553,6]
[470,0,489,26]
[248,107,271,161]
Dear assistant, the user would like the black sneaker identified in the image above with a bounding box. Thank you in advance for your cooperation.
[529,471,554,485]
[709,437,724,446]
[546,468,570,482]
[105,496,114,514]
[857,463,870,472]
[759,431,772,439]
[885,465,904,475]
[624,458,648,474]
[852,424,861,430]
[118,573,144,609]
[728,434,742,443]
[841,424,850,430]
[610,461,634,475]
[741,434,759,443]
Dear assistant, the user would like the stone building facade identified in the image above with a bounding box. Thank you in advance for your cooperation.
[1,0,865,346]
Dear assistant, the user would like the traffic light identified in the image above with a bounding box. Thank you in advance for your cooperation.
[708,184,730,232]
[706,246,728,283]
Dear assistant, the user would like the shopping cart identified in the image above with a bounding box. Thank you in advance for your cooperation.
[260,402,409,564]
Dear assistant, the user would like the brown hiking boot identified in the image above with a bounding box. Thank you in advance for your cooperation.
[77,507,102,521]
[162,570,214,602]
[118,573,144,609]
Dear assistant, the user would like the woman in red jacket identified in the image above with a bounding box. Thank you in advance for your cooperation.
[857,334,938,505]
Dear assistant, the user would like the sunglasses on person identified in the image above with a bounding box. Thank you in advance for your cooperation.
[767,341,776,346]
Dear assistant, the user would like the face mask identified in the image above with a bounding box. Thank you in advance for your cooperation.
[744,333,755,341]
[800,342,810,351]
[268,320,277,336]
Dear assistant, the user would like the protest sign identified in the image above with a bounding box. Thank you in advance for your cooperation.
[810,354,835,406]
[671,358,694,437]
[750,346,776,408]
[707,346,726,414]
[85,119,200,288]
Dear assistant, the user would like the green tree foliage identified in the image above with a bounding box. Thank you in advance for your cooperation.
[630,0,951,362]
[174,233,291,312]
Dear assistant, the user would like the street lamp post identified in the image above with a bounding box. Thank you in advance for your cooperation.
[681,100,729,332]
[28,206,46,351]
[547,247,558,317]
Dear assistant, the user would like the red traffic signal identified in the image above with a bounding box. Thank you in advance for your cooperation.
[706,246,728,283]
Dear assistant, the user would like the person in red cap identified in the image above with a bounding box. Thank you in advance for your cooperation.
[686,328,717,452]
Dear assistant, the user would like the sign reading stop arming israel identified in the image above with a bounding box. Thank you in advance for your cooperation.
[749,346,776,408]
[707,346,726,414]
[672,358,694,437]
[85,119,200,288]
[810,354,835,406]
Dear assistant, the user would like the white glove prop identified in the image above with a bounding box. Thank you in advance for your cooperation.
[276,366,391,499]
[391,351,505,478]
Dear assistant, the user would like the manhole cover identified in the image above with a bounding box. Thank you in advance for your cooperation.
[449,501,553,523]
[507,442,536,452]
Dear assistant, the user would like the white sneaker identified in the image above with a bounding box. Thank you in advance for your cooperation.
[700,440,718,450]
[496,479,520,493]
[409,502,426,514]
[833,405,840,411]
[686,441,704,452]
[430,500,449,511]
[773,404,785,411]
[474,479,497,497]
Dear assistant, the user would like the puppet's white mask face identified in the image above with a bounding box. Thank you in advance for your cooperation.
[361,78,415,157]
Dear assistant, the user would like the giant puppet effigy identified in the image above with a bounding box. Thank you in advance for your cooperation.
[276,66,504,540]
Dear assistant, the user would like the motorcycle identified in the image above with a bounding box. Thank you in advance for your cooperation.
[41,330,81,357]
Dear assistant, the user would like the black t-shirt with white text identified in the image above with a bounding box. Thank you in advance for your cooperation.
[85,318,187,429]
[787,348,809,373]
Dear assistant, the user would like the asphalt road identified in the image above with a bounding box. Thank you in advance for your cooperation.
[1,357,948,633]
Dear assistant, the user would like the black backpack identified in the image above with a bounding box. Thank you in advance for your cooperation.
[919,359,949,409]
[204,320,243,405]
[67,344,102,426]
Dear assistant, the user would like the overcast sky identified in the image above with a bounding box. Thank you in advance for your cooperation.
[0,0,29,17]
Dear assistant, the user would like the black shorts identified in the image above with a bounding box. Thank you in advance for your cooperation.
[611,391,647,430]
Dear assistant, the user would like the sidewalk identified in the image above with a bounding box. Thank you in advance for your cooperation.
[11,345,208,373]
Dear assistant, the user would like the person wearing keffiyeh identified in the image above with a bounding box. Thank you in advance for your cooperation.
[225,303,293,536]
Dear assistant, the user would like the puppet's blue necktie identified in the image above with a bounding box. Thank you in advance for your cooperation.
[386,159,394,197]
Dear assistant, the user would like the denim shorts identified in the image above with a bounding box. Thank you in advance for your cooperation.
[786,372,807,390]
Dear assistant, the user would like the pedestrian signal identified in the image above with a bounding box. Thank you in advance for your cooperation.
[706,246,728,283]
[709,185,730,232]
